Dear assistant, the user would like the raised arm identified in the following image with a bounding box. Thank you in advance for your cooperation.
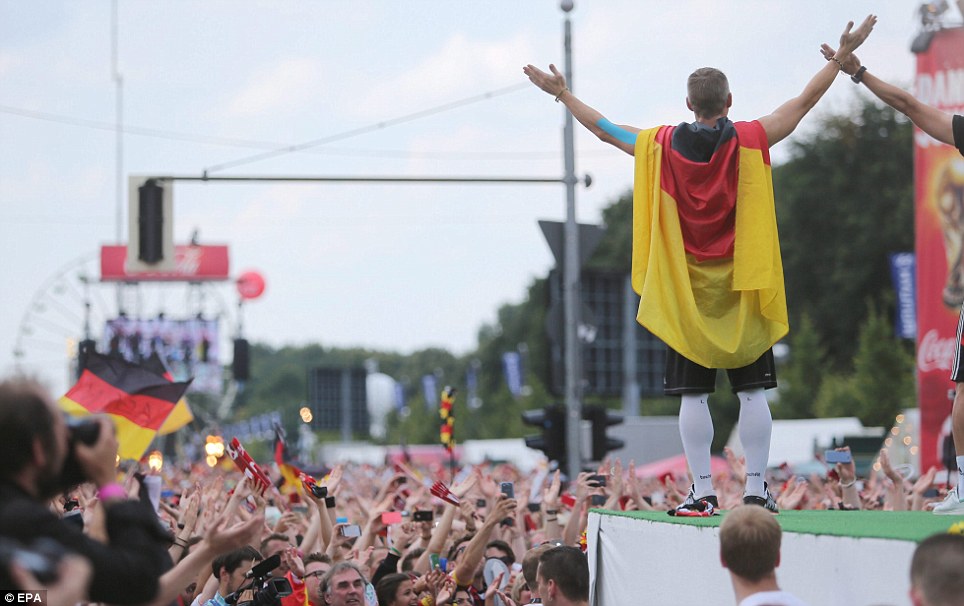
[523,63,639,156]
[758,15,876,147]
[819,44,955,146]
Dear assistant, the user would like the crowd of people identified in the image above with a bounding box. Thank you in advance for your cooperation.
[3,9,964,606]
[2,376,964,606]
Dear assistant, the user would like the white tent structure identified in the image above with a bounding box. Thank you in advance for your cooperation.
[725,416,868,468]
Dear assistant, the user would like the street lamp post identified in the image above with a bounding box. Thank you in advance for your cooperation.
[560,0,582,481]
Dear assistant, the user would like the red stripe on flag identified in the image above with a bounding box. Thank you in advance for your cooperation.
[63,370,175,430]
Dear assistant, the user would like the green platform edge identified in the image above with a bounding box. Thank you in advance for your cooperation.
[592,508,964,543]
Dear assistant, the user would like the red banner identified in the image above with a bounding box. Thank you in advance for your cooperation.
[915,26,964,472]
[100,245,230,282]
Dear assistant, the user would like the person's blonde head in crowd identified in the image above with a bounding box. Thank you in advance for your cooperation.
[511,572,532,605]
[719,505,781,582]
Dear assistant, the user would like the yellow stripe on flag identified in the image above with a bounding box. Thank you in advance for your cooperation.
[59,395,163,460]
[158,399,194,435]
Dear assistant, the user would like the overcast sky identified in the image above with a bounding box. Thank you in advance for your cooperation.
[0,1,952,395]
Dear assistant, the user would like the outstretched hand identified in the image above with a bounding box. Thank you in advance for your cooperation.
[523,63,567,98]
[835,14,877,60]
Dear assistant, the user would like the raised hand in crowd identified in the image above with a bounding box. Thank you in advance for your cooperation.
[723,446,747,487]
[452,466,479,499]
[879,448,908,511]
[776,479,809,511]
[484,570,508,606]
[168,486,201,561]
[605,459,624,510]
[476,467,500,503]
[832,447,861,510]
[912,466,938,512]
[625,461,654,512]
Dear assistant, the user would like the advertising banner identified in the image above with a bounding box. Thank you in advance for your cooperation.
[101,245,229,282]
[889,253,917,340]
[915,26,964,471]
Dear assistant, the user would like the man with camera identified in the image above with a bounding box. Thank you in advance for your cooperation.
[0,377,173,603]
[200,546,263,606]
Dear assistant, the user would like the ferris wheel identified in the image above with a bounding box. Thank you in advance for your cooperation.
[11,250,238,398]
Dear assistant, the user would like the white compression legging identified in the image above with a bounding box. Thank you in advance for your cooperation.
[738,388,771,497]
[679,388,771,498]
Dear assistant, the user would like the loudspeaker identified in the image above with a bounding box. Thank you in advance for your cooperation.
[233,338,250,381]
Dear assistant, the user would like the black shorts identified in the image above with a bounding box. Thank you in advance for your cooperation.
[663,348,777,395]
[952,299,964,382]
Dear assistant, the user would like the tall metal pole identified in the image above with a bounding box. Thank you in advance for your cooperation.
[112,0,125,314]
[561,2,582,481]
[112,0,123,244]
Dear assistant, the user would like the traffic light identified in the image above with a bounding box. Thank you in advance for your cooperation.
[583,405,624,462]
[127,176,174,272]
[522,404,566,463]
[138,179,165,263]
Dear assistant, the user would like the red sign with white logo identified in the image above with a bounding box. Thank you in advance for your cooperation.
[100,245,230,282]
[915,27,964,472]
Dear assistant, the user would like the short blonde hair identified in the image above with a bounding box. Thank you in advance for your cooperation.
[719,505,781,582]
[687,67,730,119]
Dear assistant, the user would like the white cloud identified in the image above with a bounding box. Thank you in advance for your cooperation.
[0,52,15,77]
[349,31,536,120]
[225,57,326,118]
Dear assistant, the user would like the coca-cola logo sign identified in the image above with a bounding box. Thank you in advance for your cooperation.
[175,247,202,276]
[918,328,956,373]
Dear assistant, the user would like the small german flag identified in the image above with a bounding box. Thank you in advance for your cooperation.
[439,386,456,451]
[274,424,304,495]
[59,352,191,460]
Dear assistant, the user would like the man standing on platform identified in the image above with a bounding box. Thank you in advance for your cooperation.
[524,15,876,515]
[821,42,964,515]
[719,506,807,606]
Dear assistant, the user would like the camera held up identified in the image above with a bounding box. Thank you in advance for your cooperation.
[224,554,293,606]
[59,416,102,490]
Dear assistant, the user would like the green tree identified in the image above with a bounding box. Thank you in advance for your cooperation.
[774,98,913,368]
[850,303,915,428]
[813,304,914,427]
[773,313,828,419]
[814,374,860,419]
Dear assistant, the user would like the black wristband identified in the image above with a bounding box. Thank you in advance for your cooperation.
[851,65,867,84]
[325,495,336,508]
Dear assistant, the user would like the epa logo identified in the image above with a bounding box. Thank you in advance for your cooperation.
[3,592,45,603]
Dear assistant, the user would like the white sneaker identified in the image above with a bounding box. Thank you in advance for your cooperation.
[932,488,964,515]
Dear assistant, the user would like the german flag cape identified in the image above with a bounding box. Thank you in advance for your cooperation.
[60,352,191,460]
[631,120,788,368]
